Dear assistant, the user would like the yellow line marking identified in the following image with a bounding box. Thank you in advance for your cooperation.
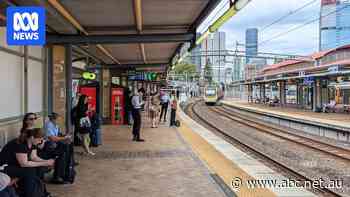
[177,117,277,197]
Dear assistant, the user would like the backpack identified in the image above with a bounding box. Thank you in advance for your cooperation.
[175,120,181,127]
[64,151,76,183]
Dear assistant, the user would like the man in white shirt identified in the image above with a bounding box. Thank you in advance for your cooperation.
[131,90,144,142]
[159,91,170,122]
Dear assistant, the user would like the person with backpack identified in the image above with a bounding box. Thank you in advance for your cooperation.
[0,128,54,197]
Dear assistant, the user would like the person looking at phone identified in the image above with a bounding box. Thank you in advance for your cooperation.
[43,112,75,184]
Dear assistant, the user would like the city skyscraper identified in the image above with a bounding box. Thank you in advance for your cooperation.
[245,28,258,64]
[201,31,226,82]
[320,0,350,51]
[190,33,202,72]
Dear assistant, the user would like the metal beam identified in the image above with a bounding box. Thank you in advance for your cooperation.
[47,0,120,64]
[133,0,147,64]
[65,44,73,133]
[72,45,104,64]
[47,33,194,45]
[88,62,168,69]
[84,25,190,32]
[190,0,222,31]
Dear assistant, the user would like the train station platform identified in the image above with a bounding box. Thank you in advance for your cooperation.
[222,99,350,132]
[176,104,316,197]
[47,112,227,197]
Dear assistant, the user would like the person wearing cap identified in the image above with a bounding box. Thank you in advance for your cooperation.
[43,112,74,184]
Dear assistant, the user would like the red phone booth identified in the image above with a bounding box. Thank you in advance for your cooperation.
[111,88,125,125]
[79,86,97,111]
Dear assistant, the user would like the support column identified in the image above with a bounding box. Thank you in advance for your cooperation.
[280,81,286,106]
[52,46,66,130]
[99,69,104,119]
[102,69,111,121]
[65,44,72,133]
[47,46,54,114]
[313,78,321,112]
[24,46,28,113]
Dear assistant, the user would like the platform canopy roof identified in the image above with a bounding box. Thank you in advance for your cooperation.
[0,0,222,69]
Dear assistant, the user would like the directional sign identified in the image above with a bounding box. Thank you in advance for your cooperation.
[82,72,96,80]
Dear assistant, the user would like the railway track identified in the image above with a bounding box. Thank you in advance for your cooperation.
[186,101,343,197]
[210,105,350,162]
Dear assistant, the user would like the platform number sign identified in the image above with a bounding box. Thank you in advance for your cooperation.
[6,7,46,45]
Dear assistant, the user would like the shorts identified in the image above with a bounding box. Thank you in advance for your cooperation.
[79,133,90,146]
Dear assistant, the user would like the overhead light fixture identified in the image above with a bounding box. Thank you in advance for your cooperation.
[195,30,210,45]
[234,0,251,11]
[194,0,251,47]
[209,6,237,32]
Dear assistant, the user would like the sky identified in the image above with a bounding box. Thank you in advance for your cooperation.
[198,0,322,56]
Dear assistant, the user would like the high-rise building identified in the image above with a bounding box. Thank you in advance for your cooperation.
[320,0,350,51]
[245,28,258,64]
[190,33,202,72]
[201,31,226,82]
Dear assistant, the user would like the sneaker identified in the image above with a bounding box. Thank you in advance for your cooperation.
[136,139,145,142]
[88,151,96,156]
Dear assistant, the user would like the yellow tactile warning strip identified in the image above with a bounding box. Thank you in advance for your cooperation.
[177,117,277,197]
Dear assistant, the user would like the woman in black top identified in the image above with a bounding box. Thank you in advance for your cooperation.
[72,94,95,155]
[0,128,54,197]
[72,94,88,145]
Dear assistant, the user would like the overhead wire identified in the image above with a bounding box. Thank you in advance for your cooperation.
[258,4,350,47]
[260,0,318,32]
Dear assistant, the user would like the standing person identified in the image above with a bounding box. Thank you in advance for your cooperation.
[131,90,144,142]
[125,88,133,125]
[150,93,160,128]
[170,97,178,127]
[0,128,54,197]
[159,91,170,123]
[73,95,95,155]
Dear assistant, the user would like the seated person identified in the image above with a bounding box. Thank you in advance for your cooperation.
[0,128,54,197]
[43,112,74,184]
[323,100,336,112]
[0,172,17,197]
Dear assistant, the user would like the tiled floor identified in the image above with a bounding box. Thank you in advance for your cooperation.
[47,114,225,197]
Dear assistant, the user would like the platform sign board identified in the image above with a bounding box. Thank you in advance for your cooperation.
[328,65,339,73]
[303,76,315,85]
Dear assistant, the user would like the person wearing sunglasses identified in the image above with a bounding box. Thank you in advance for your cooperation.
[20,113,38,133]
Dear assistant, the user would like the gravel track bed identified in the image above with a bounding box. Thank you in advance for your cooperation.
[193,102,350,196]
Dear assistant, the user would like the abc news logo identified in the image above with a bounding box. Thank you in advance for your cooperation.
[13,12,39,40]
[7,7,45,45]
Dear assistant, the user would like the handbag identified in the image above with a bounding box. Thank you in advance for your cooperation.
[79,117,91,134]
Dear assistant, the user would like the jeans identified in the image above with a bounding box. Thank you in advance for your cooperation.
[159,102,169,121]
[170,109,176,126]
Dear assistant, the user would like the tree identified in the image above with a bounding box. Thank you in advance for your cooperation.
[173,63,196,74]
[204,58,213,83]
